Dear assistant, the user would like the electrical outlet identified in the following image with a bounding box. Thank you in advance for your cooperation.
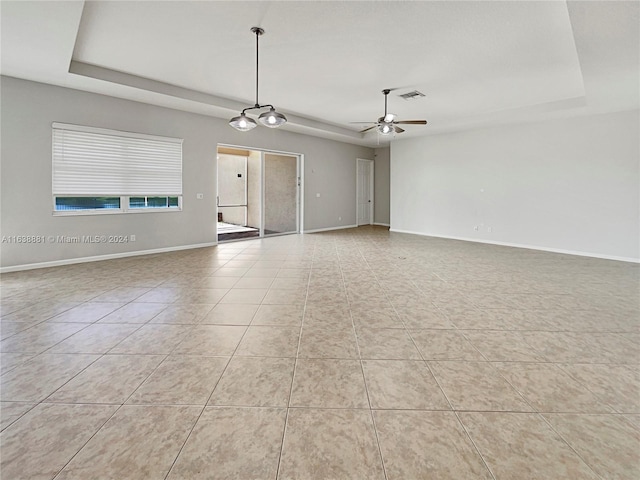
[130,235,136,242]
[474,226,479,231]
[338,216,342,221]
[196,193,204,199]
[488,226,492,233]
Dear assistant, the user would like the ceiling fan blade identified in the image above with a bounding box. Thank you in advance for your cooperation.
[394,126,405,134]
[396,120,428,125]
[349,122,376,124]
[359,125,377,133]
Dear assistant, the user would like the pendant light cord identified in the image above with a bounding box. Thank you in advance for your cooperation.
[255,29,260,107]
[230,26,286,130]
[246,27,271,113]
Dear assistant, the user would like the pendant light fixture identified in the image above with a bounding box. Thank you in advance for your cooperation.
[229,27,287,131]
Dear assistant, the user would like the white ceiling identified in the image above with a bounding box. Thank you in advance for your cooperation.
[1,1,638,147]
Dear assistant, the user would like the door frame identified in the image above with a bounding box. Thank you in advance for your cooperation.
[217,143,303,242]
[356,158,374,225]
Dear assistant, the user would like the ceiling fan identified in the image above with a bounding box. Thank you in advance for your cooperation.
[352,89,427,135]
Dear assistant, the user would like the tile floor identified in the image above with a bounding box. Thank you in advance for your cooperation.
[1,225,639,479]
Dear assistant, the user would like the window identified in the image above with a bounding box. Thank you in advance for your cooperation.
[52,123,183,214]
[55,197,121,211]
[129,196,180,209]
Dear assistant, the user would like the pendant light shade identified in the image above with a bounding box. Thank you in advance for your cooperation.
[229,27,287,132]
[258,108,287,128]
[229,113,258,131]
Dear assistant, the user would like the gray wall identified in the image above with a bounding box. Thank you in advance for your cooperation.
[391,110,640,261]
[0,76,374,268]
[374,147,390,225]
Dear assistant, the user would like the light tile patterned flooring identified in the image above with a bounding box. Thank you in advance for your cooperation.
[1,226,639,479]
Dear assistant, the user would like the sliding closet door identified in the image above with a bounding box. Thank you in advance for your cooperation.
[263,153,298,235]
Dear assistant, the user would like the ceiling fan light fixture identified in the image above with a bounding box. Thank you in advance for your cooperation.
[353,88,428,137]
[378,123,394,135]
[258,107,287,127]
[229,113,258,131]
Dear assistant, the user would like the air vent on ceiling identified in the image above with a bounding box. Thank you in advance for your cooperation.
[398,90,426,100]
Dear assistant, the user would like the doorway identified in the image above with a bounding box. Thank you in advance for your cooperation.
[217,145,301,242]
[356,158,374,225]
[217,147,260,241]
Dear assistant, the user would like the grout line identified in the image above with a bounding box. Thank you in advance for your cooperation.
[0,401,40,433]
[49,339,176,479]
[346,242,389,480]
[50,402,124,480]
[402,312,498,480]
[537,413,605,480]
[161,238,257,480]
[450,410,499,480]
[162,323,245,479]
[550,363,625,414]
[274,249,312,480]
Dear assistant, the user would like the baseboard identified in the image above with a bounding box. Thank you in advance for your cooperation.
[389,228,640,264]
[373,222,390,227]
[0,242,219,273]
[303,224,358,234]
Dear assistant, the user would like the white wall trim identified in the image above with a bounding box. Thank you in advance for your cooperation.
[299,153,305,235]
[303,224,357,234]
[1,242,219,273]
[373,222,390,227]
[389,228,640,264]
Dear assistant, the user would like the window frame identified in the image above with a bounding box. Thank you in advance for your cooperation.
[52,195,183,216]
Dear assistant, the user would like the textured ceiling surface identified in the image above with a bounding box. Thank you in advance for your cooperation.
[1,1,638,146]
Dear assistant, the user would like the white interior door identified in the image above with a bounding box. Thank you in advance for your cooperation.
[357,158,374,225]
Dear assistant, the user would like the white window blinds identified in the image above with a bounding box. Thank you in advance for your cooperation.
[52,123,183,196]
